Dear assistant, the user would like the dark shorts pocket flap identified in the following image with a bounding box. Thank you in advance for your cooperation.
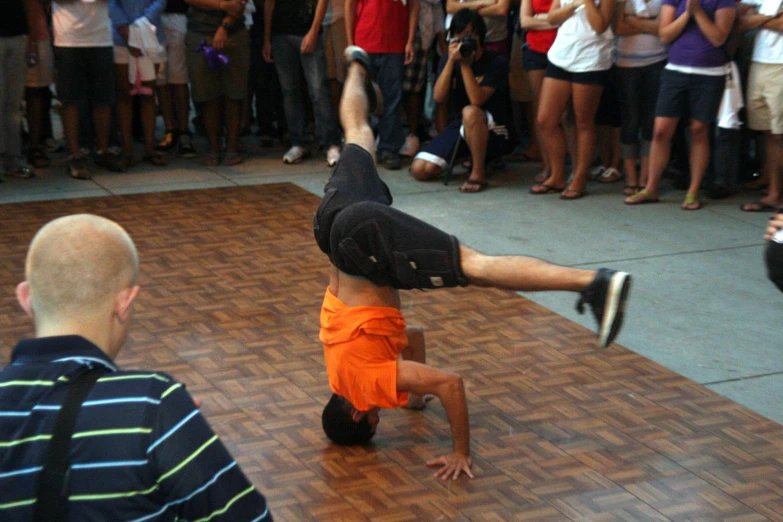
[392,251,418,290]
[338,237,381,275]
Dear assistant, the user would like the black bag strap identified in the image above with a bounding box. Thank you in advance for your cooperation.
[33,368,107,522]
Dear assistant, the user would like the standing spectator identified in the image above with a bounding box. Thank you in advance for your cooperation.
[1,0,36,181]
[263,0,342,166]
[156,0,197,157]
[447,0,512,55]
[739,4,783,212]
[613,0,666,195]
[111,0,168,167]
[625,0,736,209]
[520,0,558,183]
[25,0,54,171]
[52,0,126,179]
[531,0,615,199]
[346,0,420,169]
[185,0,250,166]
[323,0,348,123]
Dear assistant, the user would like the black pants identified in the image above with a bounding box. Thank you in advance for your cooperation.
[767,237,783,294]
[314,144,468,290]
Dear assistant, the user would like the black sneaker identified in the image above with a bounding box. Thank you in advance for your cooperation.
[94,150,128,172]
[576,268,632,348]
[178,133,197,158]
[343,45,383,117]
[67,154,91,180]
[156,130,179,152]
[379,152,401,170]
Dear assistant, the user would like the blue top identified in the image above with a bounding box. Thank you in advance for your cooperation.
[109,0,166,47]
[662,0,734,67]
[0,336,273,522]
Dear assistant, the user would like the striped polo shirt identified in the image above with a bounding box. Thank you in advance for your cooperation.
[0,335,272,521]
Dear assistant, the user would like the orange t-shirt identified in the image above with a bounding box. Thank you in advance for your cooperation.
[320,288,409,411]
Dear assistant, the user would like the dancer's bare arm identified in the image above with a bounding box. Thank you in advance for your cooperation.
[397,361,473,480]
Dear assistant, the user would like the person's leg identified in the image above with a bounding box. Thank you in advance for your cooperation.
[174,84,190,133]
[224,97,243,155]
[625,116,678,202]
[684,119,710,209]
[1,36,28,171]
[460,105,489,190]
[300,34,341,148]
[568,82,603,197]
[534,77,572,191]
[639,61,664,187]
[372,53,405,164]
[202,96,222,156]
[157,83,176,134]
[341,61,376,157]
[140,79,162,159]
[115,63,134,158]
[273,34,307,148]
[528,68,550,177]
[767,132,783,205]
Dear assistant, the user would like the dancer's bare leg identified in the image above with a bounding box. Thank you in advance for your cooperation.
[341,62,376,161]
[460,245,595,292]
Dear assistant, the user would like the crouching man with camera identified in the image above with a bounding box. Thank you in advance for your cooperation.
[410,8,514,193]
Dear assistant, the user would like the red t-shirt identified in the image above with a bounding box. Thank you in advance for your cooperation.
[526,0,557,54]
[353,0,409,54]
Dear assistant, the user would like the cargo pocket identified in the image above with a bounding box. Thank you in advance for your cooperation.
[393,249,453,289]
[337,219,390,281]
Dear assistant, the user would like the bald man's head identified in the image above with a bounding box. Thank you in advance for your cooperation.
[25,214,139,324]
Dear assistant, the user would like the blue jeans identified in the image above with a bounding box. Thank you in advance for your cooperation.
[369,53,405,155]
[271,33,340,147]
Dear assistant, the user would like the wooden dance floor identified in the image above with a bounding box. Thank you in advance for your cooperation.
[2,184,783,521]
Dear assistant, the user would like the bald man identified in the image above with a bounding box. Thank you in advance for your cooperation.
[0,215,272,521]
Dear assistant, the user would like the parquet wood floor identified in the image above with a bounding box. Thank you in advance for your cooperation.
[2,184,783,521]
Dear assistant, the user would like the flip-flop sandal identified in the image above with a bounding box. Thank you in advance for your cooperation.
[623,185,642,196]
[624,190,659,205]
[560,188,587,200]
[681,193,702,210]
[460,179,488,193]
[530,183,565,195]
[597,167,622,183]
[740,201,779,212]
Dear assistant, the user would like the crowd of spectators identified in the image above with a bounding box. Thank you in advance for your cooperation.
[1,0,782,211]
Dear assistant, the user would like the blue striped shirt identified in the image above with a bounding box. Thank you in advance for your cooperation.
[0,336,272,521]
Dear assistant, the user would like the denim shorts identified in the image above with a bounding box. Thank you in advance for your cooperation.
[314,145,468,290]
[522,47,548,72]
[545,62,609,86]
[53,46,115,106]
[655,68,725,123]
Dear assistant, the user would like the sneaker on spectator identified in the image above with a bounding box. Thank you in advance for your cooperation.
[379,152,401,170]
[7,166,35,179]
[326,145,341,167]
[94,150,128,172]
[399,134,420,157]
[67,154,91,180]
[575,268,632,348]
[157,130,180,152]
[283,145,310,164]
[178,133,197,158]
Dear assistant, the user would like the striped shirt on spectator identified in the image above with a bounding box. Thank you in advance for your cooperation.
[0,335,272,521]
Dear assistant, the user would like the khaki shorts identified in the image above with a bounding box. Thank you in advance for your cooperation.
[185,29,250,102]
[747,62,783,135]
[509,32,533,103]
[157,13,189,85]
[26,40,54,87]
[324,18,347,83]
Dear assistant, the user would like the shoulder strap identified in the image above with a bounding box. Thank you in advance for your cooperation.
[33,368,108,522]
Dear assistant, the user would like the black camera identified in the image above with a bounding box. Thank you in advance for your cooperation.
[458,36,477,58]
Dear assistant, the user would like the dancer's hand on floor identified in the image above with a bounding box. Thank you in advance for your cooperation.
[427,452,474,480]
[403,393,434,410]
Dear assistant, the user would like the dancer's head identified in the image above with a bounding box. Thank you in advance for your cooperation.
[322,394,380,445]
[17,214,140,357]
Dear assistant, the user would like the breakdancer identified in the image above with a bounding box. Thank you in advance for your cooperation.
[316,46,632,480]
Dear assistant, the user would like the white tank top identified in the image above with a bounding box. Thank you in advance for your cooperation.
[547,0,615,72]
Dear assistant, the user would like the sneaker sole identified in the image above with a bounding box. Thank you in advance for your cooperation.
[599,272,631,348]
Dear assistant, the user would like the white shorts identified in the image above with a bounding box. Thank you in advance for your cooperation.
[26,40,54,87]
[156,13,188,85]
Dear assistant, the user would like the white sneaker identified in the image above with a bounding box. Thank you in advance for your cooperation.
[283,145,309,164]
[399,134,420,157]
[326,145,341,167]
